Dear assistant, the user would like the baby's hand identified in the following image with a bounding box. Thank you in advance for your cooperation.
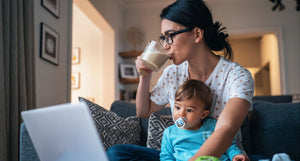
[232,154,249,161]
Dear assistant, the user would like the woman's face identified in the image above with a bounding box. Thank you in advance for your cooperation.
[161,19,197,65]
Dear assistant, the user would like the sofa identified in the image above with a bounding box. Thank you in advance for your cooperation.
[20,95,300,161]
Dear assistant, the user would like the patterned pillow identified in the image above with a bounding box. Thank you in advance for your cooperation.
[78,97,141,150]
[147,112,174,150]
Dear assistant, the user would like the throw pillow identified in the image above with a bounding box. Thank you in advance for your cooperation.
[147,112,174,150]
[78,97,141,150]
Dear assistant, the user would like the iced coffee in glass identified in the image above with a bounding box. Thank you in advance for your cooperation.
[140,41,169,72]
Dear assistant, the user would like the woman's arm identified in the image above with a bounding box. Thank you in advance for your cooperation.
[188,98,250,160]
[136,73,165,118]
[135,56,165,118]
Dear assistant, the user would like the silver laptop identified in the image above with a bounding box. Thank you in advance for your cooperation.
[21,102,109,161]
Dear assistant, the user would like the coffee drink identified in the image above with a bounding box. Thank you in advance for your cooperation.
[141,41,169,72]
[141,52,169,71]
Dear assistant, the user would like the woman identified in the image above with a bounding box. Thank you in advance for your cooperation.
[107,0,254,160]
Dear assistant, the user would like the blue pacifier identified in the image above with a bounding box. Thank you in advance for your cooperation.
[175,117,187,128]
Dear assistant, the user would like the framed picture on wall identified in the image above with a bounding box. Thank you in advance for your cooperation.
[72,47,80,64]
[120,64,138,79]
[40,23,59,65]
[41,0,60,18]
[71,72,80,89]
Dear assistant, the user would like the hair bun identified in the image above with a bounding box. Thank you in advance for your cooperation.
[210,22,228,51]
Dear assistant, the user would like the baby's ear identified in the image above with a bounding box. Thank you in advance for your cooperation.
[201,110,210,119]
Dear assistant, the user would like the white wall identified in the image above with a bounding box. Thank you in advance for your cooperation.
[230,38,261,68]
[206,0,300,94]
[122,0,300,94]
[33,0,299,108]
[34,0,72,107]
[260,34,281,95]
[122,1,176,90]
[88,0,124,102]
[72,5,103,106]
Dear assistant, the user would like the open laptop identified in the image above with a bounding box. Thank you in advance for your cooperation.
[21,102,109,161]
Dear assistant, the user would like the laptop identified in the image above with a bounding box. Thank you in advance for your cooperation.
[21,102,109,161]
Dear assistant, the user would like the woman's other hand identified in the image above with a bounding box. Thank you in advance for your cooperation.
[232,154,249,161]
[135,55,153,76]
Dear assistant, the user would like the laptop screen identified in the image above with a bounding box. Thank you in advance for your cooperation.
[21,102,108,161]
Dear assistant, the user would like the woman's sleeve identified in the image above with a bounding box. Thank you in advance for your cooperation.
[160,128,175,161]
[227,66,254,106]
[150,66,171,106]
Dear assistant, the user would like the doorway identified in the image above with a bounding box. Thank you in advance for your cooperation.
[71,1,115,109]
[229,30,284,96]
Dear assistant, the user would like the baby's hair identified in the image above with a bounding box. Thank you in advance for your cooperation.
[175,80,213,110]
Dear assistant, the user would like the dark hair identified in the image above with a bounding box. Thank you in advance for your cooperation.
[160,0,233,60]
[175,80,213,110]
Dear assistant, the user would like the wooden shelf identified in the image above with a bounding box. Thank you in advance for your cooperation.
[119,78,139,84]
[118,51,141,84]
[119,51,143,58]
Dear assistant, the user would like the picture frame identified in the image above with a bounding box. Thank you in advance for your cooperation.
[71,72,80,89]
[120,64,138,79]
[41,0,60,18]
[72,47,80,65]
[40,23,59,65]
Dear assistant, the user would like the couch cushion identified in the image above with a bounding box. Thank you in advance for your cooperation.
[249,101,300,160]
[110,100,172,146]
[110,100,137,118]
[147,112,174,150]
[79,97,141,150]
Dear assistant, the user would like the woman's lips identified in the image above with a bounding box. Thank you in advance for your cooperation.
[168,54,174,60]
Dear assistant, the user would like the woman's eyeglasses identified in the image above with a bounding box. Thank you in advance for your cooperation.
[158,27,194,45]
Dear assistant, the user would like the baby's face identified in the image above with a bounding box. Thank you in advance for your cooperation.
[173,97,209,130]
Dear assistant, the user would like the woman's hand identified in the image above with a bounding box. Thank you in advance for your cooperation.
[135,55,153,76]
[233,154,249,161]
[188,98,250,161]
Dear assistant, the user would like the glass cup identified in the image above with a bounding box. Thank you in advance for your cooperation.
[140,41,169,73]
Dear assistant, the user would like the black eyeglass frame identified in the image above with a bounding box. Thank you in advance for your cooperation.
[158,27,194,45]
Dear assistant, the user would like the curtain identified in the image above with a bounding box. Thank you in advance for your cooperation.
[0,0,36,161]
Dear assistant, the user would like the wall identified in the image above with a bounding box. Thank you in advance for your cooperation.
[34,0,72,107]
[122,0,300,95]
[122,1,176,90]
[73,0,116,109]
[260,34,281,95]
[230,38,261,68]
[123,1,173,50]
[34,0,121,109]
[230,37,263,95]
[206,0,299,94]
[72,5,103,106]
[88,0,124,103]
[33,0,298,107]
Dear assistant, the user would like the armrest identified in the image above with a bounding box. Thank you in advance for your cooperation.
[20,123,40,161]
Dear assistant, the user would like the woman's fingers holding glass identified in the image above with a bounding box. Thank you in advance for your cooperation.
[135,56,152,76]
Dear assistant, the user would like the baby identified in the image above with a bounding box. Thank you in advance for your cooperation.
[160,80,249,161]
